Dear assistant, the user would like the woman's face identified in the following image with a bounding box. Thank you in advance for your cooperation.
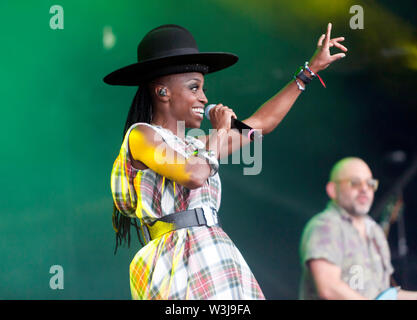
[165,72,208,128]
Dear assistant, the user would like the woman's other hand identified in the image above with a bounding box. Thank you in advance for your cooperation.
[309,22,348,73]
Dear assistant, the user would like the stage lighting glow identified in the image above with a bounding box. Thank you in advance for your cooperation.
[402,43,417,70]
[103,25,116,50]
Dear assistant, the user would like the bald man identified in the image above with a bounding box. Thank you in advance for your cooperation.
[299,157,417,300]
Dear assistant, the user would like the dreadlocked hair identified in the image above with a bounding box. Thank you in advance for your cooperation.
[112,83,153,254]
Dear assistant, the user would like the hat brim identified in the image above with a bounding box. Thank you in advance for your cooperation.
[103,52,238,86]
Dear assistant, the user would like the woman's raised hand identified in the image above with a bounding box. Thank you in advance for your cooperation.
[309,23,348,73]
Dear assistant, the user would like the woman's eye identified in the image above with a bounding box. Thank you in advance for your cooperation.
[190,84,206,93]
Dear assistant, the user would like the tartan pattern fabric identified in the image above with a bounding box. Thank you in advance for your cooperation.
[110,123,141,218]
[110,123,265,300]
[130,226,265,300]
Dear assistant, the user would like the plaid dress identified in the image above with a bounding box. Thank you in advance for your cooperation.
[111,123,265,300]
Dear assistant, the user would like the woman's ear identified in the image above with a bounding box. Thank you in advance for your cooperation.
[326,181,337,200]
[153,85,170,102]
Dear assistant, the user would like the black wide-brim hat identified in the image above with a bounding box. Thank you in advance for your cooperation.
[103,24,239,86]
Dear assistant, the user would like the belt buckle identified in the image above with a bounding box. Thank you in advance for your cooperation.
[202,206,218,227]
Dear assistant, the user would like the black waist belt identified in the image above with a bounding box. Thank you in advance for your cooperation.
[142,207,219,243]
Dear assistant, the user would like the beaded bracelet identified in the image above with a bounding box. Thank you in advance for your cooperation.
[304,61,326,88]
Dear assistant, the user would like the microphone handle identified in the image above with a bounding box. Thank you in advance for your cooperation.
[231,118,252,131]
[205,105,262,141]
[231,118,263,141]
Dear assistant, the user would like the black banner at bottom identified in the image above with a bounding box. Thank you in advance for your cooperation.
[0,300,405,318]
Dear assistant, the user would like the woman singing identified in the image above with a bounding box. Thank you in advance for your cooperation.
[104,23,346,299]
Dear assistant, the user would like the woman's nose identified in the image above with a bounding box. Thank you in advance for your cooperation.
[200,91,208,104]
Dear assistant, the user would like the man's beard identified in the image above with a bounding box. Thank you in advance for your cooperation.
[345,201,371,217]
[350,205,370,216]
[338,196,372,217]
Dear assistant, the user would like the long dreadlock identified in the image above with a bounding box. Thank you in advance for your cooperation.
[112,83,153,254]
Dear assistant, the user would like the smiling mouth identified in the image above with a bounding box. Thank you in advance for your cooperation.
[192,107,204,118]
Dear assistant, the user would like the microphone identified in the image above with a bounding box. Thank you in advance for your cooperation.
[205,104,263,141]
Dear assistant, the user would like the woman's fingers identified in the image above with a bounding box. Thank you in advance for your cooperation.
[331,41,348,52]
[212,104,236,123]
[317,34,346,51]
[209,104,221,117]
[311,24,347,71]
[330,52,346,62]
[331,36,345,43]
[317,34,325,47]
[227,109,237,119]
[324,23,332,48]
[221,106,236,118]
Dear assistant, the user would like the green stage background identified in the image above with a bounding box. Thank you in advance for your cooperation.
[1,0,416,299]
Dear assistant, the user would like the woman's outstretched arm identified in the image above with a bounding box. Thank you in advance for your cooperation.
[209,22,348,157]
[244,22,347,134]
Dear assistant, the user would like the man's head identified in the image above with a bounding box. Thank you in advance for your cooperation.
[326,157,379,217]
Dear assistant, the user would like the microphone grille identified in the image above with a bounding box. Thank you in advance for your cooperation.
[205,104,216,120]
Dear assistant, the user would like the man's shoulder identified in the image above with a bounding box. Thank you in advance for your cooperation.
[302,206,343,240]
[307,205,342,226]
